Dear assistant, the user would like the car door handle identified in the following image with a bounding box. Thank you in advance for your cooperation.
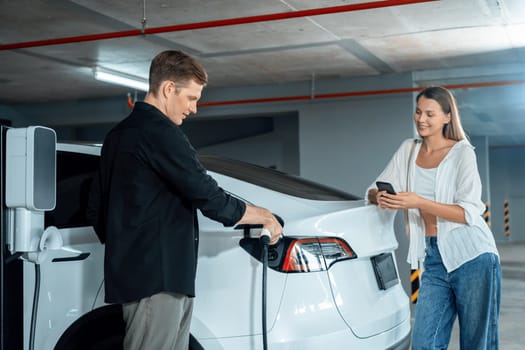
[52,252,91,263]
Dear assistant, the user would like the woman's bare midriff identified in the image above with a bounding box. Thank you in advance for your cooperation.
[421,211,438,236]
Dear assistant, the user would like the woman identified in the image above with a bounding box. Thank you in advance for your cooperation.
[367,86,501,349]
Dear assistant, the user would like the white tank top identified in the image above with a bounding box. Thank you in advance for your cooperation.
[414,165,437,201]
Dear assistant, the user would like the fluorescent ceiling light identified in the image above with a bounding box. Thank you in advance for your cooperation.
[92,67,149,92]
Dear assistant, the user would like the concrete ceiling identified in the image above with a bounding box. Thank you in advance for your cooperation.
[1,0,525,146]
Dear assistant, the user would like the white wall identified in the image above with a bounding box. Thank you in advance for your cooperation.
[298,95,414,196]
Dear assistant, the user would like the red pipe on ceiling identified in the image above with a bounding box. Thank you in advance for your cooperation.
[198,80,525,107]
[0,0,436,50]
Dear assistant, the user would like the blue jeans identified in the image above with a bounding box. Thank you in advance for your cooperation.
[412,237,501,350]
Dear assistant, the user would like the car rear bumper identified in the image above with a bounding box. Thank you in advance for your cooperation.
[196,314,411,349]
[387,329,411,350]
[270,269,411,349]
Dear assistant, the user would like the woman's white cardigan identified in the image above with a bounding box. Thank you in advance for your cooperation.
[367,138,498,272]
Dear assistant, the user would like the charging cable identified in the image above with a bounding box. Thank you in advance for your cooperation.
[29,263,40,350]
[260,228,271,350]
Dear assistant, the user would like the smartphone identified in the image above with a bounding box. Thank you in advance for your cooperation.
[376,181,396,195]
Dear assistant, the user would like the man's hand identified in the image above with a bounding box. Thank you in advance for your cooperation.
[237,205,283,245]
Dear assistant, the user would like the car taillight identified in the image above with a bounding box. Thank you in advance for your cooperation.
[282,238,356,272]
[240,236,357,273]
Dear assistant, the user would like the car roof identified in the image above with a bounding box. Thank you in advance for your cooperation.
[200,156,358,201]
[57,142,101,155]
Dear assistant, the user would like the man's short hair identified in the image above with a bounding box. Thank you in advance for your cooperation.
[149,50,208,94]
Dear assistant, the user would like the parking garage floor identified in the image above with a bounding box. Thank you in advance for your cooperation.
[435,242,525,350]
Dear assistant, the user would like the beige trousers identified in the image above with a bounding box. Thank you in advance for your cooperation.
[122,292,194,350]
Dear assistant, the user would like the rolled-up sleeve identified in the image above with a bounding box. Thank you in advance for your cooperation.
[454,147,485,225]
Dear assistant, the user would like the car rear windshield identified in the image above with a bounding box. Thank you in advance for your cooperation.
[45,151,99,229]
[200,155,359,201]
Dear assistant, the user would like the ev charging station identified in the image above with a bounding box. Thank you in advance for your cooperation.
[1,125,60,350]
[5,126,61,262]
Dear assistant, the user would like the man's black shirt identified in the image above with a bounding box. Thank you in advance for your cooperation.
[87,102,246,303]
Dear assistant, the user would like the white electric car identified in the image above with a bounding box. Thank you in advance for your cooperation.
[16,143,410,350]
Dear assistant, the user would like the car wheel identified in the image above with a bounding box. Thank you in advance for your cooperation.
[55,304,205,350]
[54,304,125,350]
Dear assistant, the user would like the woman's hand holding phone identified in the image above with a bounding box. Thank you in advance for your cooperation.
[375,181,397,209]
[376,181,396,195]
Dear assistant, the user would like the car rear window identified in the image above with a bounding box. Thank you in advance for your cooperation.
[45,151,99,228]
[200,155,359,201]
[45,150,358,229]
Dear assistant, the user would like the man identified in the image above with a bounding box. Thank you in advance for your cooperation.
[87,50,282,350]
